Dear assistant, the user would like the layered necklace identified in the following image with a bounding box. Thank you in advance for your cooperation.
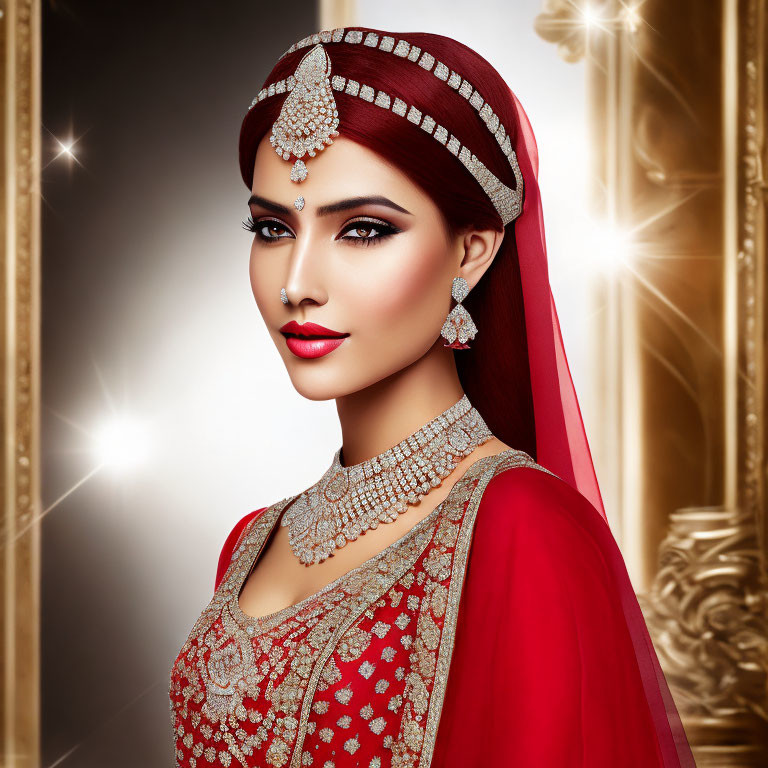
[281,393,494,565]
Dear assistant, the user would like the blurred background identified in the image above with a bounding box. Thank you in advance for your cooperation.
[0,0,764,765]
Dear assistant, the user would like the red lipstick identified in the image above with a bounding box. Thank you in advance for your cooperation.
[279,320,350,359]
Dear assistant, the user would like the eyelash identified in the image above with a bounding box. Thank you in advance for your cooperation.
[241,215,400,247]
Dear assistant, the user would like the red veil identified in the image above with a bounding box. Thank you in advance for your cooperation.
[510,87,606,520]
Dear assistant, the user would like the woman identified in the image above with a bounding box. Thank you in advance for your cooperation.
[169,27,696,767]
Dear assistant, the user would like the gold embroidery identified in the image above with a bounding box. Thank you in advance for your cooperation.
[429,584,448,618]
[337,625,371,662]
[171,490,441,767]
[170,448,556,767]
[415,449,556,767]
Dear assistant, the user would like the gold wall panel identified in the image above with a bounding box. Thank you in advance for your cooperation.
[537,0,768,764]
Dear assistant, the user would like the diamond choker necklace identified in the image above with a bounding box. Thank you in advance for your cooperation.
[281,393,494,565]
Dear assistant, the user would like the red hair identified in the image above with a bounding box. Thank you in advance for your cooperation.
[239,28,536,458]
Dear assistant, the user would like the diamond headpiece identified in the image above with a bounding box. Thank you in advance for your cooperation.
[255,30,523,225]
[269,43,340,183]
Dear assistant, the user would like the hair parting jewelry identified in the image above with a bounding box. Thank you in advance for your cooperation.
[248,28,523,226]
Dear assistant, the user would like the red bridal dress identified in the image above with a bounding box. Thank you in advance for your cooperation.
[171,36,696,768]
[169,447,693,767]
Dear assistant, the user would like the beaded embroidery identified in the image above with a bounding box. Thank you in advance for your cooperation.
[169,448,555,767]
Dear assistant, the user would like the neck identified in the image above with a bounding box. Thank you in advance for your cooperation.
[335,338,465,467]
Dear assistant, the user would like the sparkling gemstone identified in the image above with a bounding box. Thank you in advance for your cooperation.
[290,159,308,182]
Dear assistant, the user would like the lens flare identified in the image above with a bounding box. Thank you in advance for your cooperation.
[55,137,76,159]
[92,416,151,471]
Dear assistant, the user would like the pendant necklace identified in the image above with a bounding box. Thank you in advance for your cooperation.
[281,393,494,565]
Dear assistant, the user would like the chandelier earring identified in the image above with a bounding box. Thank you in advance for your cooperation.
[440,276,478,349]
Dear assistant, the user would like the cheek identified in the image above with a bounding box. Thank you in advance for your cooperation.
[247,245,292,351]
[248,243,278,314]
[348,236,450,336]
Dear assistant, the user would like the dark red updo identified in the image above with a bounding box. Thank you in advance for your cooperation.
[239,28,536,458]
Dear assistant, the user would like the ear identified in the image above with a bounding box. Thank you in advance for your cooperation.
[453,227,505,290]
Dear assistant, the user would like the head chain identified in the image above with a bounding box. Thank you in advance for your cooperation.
[247,28,523,226]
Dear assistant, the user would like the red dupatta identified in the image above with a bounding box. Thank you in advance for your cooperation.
[442,89,695,766]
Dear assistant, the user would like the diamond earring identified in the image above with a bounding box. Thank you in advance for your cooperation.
[280,288,289,305]
[440,276,477,349]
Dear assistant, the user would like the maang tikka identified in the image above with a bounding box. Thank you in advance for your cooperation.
[441,276,478,349]
[270,44,339,183]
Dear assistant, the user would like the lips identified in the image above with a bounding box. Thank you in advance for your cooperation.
[279,320,350,359]
[279,320,348,338]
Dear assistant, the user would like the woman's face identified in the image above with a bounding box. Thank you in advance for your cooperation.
[247,134,472,401]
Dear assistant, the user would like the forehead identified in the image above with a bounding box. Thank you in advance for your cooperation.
[251,133,422,206]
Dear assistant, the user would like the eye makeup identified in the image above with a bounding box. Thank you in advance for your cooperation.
[241,215,402,248]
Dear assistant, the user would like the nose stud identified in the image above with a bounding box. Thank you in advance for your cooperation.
[280,288,289,305]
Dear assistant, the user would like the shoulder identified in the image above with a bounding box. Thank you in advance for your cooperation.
[441,457,667,765]
[213,506,269,591]
[480,454,609,534]
[482,459,572,508]
[473,456,616,582]
[467,455,636,650]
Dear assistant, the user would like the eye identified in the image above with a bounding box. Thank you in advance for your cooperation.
[241,214,401,247]
[339,218,400,247]
[242,215,294,242]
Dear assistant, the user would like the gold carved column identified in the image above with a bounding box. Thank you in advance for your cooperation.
[0,0,41,767]
[536,0,768,764]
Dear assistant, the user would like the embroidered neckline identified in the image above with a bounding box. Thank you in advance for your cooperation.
[170,446,558,767]
[232,505,436,628]
[230,447,516,630]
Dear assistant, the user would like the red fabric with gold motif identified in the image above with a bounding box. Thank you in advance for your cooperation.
[170,452,686,767]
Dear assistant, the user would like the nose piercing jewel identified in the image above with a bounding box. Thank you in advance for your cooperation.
[281,288,289,304]
[440,276,478,349]
[294,196,305,211]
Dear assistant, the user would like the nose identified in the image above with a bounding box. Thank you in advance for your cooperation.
[282,228,328,307]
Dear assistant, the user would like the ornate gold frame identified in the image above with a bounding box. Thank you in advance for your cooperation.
[0,0,41,766]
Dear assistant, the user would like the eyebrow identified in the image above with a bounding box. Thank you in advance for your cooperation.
[247,194,412,217]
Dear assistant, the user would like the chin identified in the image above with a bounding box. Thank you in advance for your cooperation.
[285,368,363,402]
[280,341,436,402]
[285,361,398,402]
